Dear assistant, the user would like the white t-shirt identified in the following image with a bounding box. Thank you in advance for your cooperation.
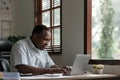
[10,37,55,72]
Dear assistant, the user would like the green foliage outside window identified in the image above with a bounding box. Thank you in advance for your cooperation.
[98,0,115,59]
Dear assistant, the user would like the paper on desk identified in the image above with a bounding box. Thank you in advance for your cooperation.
[43,73,63,77]
[20,73,33,76]
[20,73,69,80]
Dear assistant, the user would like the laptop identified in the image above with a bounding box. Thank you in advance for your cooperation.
[70,54,90,75]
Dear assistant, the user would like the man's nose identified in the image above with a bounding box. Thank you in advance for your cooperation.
[45,41,49,45]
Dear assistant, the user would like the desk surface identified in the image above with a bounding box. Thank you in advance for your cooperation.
[20,74,120,80]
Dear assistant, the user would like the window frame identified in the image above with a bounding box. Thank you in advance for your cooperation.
[34,0,62,54]
[84,0,120,65]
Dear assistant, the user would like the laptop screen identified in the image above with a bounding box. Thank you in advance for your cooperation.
[70,54,90,75]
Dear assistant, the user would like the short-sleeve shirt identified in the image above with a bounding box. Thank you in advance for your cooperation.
[10,37,55,72]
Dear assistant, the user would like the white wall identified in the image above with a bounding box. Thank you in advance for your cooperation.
[51,0,84,66]
[11,0,34,36]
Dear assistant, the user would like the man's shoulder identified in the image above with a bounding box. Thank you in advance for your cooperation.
[16,38,27,44]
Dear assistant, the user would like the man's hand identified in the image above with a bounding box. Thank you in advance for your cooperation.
[48,66,72,75]
[61,66,72,75]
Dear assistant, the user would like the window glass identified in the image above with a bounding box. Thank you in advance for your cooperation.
[53,0,60,7]
[52,8,60,26]
[42,0,50,10]
[53,27,60,45]
[92,0,120,59]
[42,11,50,27]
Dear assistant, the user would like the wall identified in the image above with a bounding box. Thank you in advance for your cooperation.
[11,0,34,36]
[51,0,84,66]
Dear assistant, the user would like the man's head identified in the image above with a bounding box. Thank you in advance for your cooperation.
[31,25,51,50]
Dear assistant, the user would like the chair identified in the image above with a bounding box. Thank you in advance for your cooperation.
[0,58,10,72]
[0,40,13,59]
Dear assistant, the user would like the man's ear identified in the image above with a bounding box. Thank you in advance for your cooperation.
[33,34,43,40]
[33,34,39,38]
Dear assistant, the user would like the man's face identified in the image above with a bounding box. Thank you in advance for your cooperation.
[35,30,51,50]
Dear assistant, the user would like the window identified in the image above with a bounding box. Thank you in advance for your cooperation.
[34,0,62,54]
[85,0,120,64]
[0,20,11,38]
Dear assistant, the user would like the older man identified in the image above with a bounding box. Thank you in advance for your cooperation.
[10,25,71,75]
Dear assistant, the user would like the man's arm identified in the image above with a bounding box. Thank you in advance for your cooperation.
[16,64,71,75]
[15,64,63,75]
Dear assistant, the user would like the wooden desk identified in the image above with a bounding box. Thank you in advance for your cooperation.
[20,74,120,80]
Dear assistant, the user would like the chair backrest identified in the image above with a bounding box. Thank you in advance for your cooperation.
[1,58,10,72]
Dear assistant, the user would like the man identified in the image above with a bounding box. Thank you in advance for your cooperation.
[10,25,71,75]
